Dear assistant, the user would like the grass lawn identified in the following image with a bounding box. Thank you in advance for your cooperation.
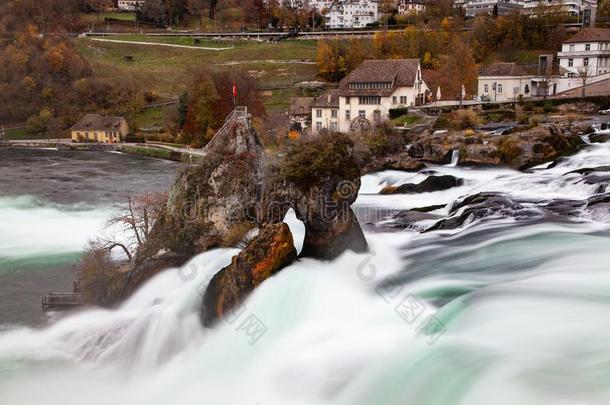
[103,12,136,21]
[5,128,69,140]
[74,37,319,99]
[391,115,421,127]
[136,105,170,130]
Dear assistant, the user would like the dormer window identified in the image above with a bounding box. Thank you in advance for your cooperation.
[348,82,392,90]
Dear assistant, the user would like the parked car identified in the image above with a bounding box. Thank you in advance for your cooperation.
[598,109,610,115]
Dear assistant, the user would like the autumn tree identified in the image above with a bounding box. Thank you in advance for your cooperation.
[182,74,219,146]
[439,35,478,100]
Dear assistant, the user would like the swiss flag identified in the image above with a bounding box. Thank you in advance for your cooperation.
[232,84,238,98]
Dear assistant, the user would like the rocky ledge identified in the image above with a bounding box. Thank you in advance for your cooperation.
[366,122,587,173]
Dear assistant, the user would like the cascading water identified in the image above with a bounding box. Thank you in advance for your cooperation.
[1,141,610,404]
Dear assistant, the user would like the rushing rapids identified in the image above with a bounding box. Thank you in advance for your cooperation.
[1,138,610,405]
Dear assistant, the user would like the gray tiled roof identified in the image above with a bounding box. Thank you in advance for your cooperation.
[70,114,125,131]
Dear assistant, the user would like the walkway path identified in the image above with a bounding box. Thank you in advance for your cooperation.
[89,38,234,51]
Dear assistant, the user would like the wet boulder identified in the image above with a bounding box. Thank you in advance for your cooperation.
[590,133,610,144]
[364,152,426,174]
[380,175,464,195]
[426,192,537,231]
[202,222,297,326]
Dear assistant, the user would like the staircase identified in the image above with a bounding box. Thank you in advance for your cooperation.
[203,106,249,153]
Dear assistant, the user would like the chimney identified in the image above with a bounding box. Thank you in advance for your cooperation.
[327,94,331,103]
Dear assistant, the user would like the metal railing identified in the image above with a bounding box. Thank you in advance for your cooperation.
[42,293,85,312]
[203,106,248,152]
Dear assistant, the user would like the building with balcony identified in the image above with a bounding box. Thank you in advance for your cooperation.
[558,28,610,78]
[324,0,379,29]
[455,0,595,18]
[311,59,429,134]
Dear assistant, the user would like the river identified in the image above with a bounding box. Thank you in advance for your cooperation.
[0,148,182,325]
[0,140,609,404]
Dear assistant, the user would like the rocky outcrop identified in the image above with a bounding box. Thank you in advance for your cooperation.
[202,222,297,326]
[127,120,265,289]
[406,124,585,170]
[364,152,426,174]
[380,175,463,195]
[260,133,368,260]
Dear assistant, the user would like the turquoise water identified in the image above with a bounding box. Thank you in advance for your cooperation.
[0,141,609,404]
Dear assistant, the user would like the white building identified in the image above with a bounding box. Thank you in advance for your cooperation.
[478,63,534,102]
[558,28,610,78]
[455,0,595,18]
[308,0,333,11]
[311,59,429,134]
[324,0,379,29]
[118,0,146,11]
[522,0,596,17]
[397,0,427,14]
[454,0,525,17]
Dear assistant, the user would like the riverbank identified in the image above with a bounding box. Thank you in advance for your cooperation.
[1,142,204,163]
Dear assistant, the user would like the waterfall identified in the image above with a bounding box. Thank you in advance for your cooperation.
[449,149,460,167]
[1,140,610,405]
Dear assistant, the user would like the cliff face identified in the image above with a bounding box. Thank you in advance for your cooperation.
[127,121,265,288]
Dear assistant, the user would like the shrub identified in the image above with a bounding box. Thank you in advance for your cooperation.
[516,112,529,124]
[78,247,127,306]
[450,109,480,130]
[542,102,555,114]
[278,133,360,187]
[389,107,409,119]
[497,138,522,165]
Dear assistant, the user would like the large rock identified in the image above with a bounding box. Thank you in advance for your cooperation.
[129,120,264,284]
[202,222,297,326]
[260,133,368,260]
[380,175,463,195]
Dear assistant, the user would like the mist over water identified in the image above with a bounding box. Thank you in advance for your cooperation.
[1,141,610,404]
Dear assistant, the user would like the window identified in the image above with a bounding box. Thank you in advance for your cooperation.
[358,96,381,105]
[316,122,322,132]
[584,58,589,66]
[569,44,575,52]
[400,96,407,104]
[345,110,351,120]
[330,122,338,132]
[345,97,350,104]
[358,110,365,118]
[331,109,337,118]
[524,84,530,94]
[568,58,574,67]
[392,96,397,104]
[316,109,322,118]
[484,84,489,93]
[373,110,381,122]
[498,84,503,93]
[585,43,591,51]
